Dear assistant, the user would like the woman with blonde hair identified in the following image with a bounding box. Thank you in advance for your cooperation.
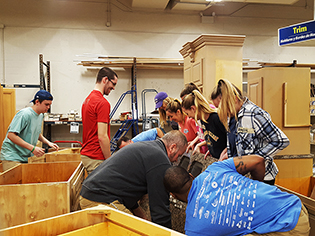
[154,92,178,130]
[181,90,227,159]
[214,79,290,185]
[165,98,198,145]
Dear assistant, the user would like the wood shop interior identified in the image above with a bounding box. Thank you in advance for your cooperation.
[1,0,315,235]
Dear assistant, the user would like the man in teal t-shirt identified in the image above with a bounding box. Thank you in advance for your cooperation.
[0,90,59,171]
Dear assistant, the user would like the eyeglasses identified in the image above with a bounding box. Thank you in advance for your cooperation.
[108,78,117,87]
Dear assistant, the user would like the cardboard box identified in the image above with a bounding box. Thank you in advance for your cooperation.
[0,205,185,236]
[0,161,84,229]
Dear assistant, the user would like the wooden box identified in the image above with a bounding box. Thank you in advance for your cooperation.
[275,156,315,235]
[28,148,81,163]
[0,161,84,229]
[276,177,315,236]
[0,205,185,236]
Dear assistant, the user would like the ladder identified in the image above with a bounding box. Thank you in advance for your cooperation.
[109,86,139,153]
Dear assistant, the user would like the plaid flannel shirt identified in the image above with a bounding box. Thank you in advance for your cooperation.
[230,98,290,180]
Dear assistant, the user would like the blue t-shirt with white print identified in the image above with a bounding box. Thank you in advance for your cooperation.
[185,158,301,236]
[132,128,158,143]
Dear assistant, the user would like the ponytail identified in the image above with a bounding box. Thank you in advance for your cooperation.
[166,98,186,124]
[182,90,216,123]
[159,97,173,128]
[215,79,243,131]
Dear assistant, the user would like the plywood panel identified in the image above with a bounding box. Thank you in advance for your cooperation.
[191,58,203,87]
[0,183,68,228]
[0,86,4,148]
[2,88,16,131]
[28,148,81,163]
[0,164,22,185]
[21,162,80,184]
[216,60,243,91]
[275,158,313,179]
[184,66,191,85]
[0,208,106,236]
[0,162,84,229]
[283,80,310,127]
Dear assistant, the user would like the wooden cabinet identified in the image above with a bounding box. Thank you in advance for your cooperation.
[248,67,310,155]
[0,86,16,147]
[180,34,245,99]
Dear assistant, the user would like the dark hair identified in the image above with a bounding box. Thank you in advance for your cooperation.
[180,82,200,99]
[96,67,118,83]
[32,99,45,105]
[164,166,191,194]
[116,136,130,149]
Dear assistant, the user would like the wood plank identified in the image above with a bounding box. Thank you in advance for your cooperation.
[0,164,22,185]
[69,163,85,211]
[0,162,83,229]
[275,176,312,196]
[46,154,81,162]
[0,86,4,148]
[58,222,109,236]
[28,156,46,163]
[0,183,68,228]
[2,88,16,133]
[0,206,185,236]
[21,162,80,184]
[0,207,106,235]
[88,208,184,236]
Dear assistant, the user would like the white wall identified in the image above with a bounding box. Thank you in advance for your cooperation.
[0,0,314,119]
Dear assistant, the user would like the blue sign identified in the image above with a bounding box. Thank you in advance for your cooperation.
[278,20,315,46]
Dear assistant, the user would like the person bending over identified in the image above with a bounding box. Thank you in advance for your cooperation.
[116,127,164,149]
[164,155,310,236]
[80,130,188,229]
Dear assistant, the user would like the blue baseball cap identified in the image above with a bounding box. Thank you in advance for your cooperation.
[154,92,168,109]
[30,90,53,103]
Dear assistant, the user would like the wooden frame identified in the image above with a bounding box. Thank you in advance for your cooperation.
[283,82,310,127]
[0,206,185,236]
[0,161,84,229]
[28,148,81,163]
[247,77,263,108]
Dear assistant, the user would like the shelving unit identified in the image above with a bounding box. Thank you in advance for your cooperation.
[77,56,184,153]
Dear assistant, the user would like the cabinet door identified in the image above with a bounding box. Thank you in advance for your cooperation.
[0,86,4,147]
[0,88,16,147]
[184,65,192,85]
[283,82,309,127]
[247,77,263,108]
[191,58,204,87]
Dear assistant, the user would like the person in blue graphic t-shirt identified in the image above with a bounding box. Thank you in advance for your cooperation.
[116,127,164,150]
[163,155,310,236]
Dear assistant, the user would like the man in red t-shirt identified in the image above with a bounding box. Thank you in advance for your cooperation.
[81,67,118,175]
